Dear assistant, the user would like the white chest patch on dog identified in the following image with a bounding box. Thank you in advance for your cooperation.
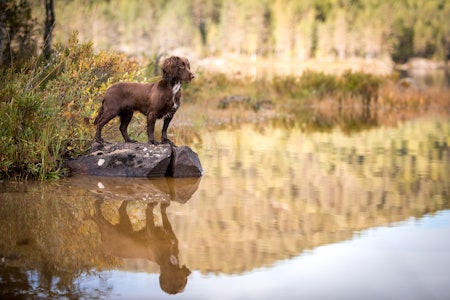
[164,81,181,119]
[172,82,181,95]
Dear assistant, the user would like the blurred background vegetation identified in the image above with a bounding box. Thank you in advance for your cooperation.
[0,0,449,179]
[33,1,450,62]
[2,0,450,66]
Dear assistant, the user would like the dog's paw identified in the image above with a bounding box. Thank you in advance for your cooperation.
[94,139,112,146]
[161,138,175,147]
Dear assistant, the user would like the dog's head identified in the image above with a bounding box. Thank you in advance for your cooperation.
[162,56,195,84]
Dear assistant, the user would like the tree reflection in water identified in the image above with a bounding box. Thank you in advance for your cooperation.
[0,177,200,298]
[0,116,449,299]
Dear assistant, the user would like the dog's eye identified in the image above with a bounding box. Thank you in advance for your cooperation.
[180,64,185,69]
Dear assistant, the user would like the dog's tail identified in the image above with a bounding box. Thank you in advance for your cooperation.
[93,103,104,125]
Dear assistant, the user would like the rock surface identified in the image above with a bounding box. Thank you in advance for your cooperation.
[64,142,203,178]
[166,145,204,178]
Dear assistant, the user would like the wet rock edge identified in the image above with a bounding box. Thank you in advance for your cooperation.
[63,142,203,178]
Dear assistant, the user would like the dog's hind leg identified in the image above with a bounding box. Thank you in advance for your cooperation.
[94,113,116,143]
[94,105,104,125]
[119,110,136,143]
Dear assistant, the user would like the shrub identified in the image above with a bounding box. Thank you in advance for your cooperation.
[340,70,383,103]
[0,32,142,180]
[299,70,339,98]
[272,75,301,98]
[272,70,384,106]
[272,71,339,99]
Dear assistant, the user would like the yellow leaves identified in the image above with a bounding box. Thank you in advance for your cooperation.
[0,31,147,179]
[62,111,72,119]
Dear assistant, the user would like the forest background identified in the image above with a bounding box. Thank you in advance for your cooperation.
[2,0,450,70]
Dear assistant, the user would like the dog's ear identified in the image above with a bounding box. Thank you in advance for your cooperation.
[162,56,181,82]
[182,57,191,70]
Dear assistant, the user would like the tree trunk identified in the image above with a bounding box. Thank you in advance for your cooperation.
[445,42,450,87]
[43,0,55,58]
[0,0,7,64]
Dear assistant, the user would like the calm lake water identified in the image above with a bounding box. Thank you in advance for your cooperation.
[1,115,449,299]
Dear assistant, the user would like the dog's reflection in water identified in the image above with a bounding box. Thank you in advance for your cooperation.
[93,200,191,294]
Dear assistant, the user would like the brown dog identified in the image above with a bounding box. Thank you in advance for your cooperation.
[94,56,194,144]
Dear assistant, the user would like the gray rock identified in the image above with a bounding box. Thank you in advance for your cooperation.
[167,145,204,178]
[65,142,171,177]
[64,142,203,178]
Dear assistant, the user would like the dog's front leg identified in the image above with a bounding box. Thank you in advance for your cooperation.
[161,116,174,146]
[145,202,158,236]
[146,113,158,145]
[118,201,133,233]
